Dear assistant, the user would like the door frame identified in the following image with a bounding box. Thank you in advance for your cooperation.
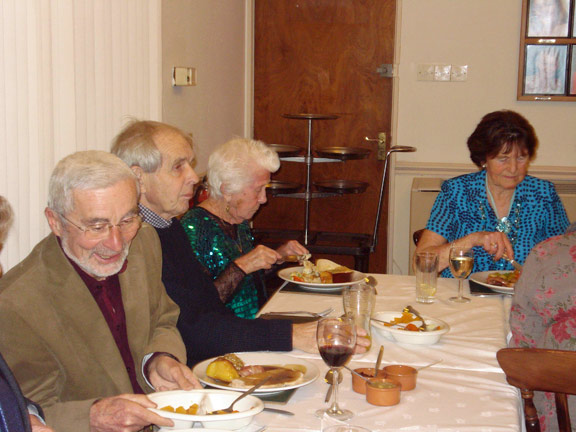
[243,0,404,273]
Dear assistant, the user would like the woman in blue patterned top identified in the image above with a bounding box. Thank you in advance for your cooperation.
[181,138,309,319]
[416,110,569,277]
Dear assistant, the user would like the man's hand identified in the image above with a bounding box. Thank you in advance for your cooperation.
[29,414,55,432]
[148,354,201,391]
[353,326,371,354]
[292,322,319,353]
[90,394,173,432]
[292,322,370,354]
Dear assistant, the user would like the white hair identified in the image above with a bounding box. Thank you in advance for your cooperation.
[111,119,194,173]
[207,138,279,199]
[48,150,139,214]
[0,196,14,244]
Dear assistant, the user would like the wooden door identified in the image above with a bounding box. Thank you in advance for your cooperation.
[253,0,396,273]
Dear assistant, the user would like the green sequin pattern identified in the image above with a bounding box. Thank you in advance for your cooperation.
[181,207,259,319]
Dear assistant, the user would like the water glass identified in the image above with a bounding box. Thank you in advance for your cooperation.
[342,282,375,347]
[415,252,438,303]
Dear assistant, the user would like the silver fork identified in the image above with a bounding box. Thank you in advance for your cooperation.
[265,307,333,318]
[502,253,523,271]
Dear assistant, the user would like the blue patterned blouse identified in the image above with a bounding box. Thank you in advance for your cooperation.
[181,207,261,319]
[426,170,569,277]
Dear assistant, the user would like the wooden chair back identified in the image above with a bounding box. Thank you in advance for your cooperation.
[412,229,424,246]
[497,348,576,432]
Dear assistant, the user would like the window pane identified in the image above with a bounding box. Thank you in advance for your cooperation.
[524,45,567,94]
[573,3,576,36]
[527,0,570,37]
[570,49,576,94]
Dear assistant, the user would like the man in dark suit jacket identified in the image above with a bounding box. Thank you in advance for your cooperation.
[0,196,53,432]
[0,346,53,432]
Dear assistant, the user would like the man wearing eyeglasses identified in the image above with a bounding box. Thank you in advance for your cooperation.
[0,151,200,432]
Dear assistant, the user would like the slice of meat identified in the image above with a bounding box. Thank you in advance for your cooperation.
[238,365,266,376]
[230,367,303,388]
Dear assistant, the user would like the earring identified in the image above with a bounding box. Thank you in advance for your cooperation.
[226,204,230,214]
[482,164,486,169]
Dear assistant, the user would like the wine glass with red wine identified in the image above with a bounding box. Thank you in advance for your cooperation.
[316,316,357,420]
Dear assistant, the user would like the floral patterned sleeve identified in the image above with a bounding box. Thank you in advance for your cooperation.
[509,247,544,348]
[509,229,576,350]
[508,226,576,431]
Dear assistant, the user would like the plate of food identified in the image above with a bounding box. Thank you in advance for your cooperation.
[469,270,520,295]
[193,352,320,393]
[277,258,366,292]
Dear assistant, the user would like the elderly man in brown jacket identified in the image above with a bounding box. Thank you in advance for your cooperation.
[0,151,200,432]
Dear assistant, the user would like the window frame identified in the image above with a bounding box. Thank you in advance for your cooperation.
[518,0,576,101]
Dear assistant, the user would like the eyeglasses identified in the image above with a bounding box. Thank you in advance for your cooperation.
[59,213,142,240]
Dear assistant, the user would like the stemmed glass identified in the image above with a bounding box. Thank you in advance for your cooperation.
[449,244,474,303]
[316,316,356,420]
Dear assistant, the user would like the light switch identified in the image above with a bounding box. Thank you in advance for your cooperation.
[172,67,196,86]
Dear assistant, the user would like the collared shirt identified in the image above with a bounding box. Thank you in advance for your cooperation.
[139,204,172,229]
[62,243,144,394]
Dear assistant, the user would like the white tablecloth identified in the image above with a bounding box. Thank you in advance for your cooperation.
[251,274,521,432]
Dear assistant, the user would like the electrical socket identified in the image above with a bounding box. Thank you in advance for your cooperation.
[450,65,468,81]
[434,64,451,81]
[417,64,435,81]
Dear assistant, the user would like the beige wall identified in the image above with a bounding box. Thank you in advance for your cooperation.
[390,0,576,274]
[161,0,576,274]
[162,0,251,174]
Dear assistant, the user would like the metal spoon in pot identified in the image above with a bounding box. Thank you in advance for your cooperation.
[324,369,343,402]
[404,305,428,331]
[374,345,384,374]
[416,359,443,371]
[343,365,371,382]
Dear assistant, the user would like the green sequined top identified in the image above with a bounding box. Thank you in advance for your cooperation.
[181,207,262,319]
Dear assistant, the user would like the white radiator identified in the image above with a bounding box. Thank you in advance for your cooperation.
[408,177,576,274]
[553,180,576,223]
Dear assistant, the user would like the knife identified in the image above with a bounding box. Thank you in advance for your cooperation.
[259,313,319,323]
[263,407,294,416]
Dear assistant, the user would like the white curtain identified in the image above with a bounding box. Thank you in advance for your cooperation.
[0,0,162,272]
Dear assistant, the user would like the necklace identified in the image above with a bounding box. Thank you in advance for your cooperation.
[230,226,244,254]
[480,177,521,244]
[200,203,245,254]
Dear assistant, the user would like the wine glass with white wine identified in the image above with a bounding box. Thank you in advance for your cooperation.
[449,244,474,303]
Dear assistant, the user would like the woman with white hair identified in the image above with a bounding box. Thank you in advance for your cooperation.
[0,196,14,278]
[181,138,308,319]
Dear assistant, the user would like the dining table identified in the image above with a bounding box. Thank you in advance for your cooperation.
[248,273,521,432]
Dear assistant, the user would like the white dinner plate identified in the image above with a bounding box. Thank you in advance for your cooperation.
[277,266,366,292]
[469,271,515,295]
[193,352,319,393]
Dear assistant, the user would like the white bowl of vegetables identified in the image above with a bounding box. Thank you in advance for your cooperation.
[371,311,450,345]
